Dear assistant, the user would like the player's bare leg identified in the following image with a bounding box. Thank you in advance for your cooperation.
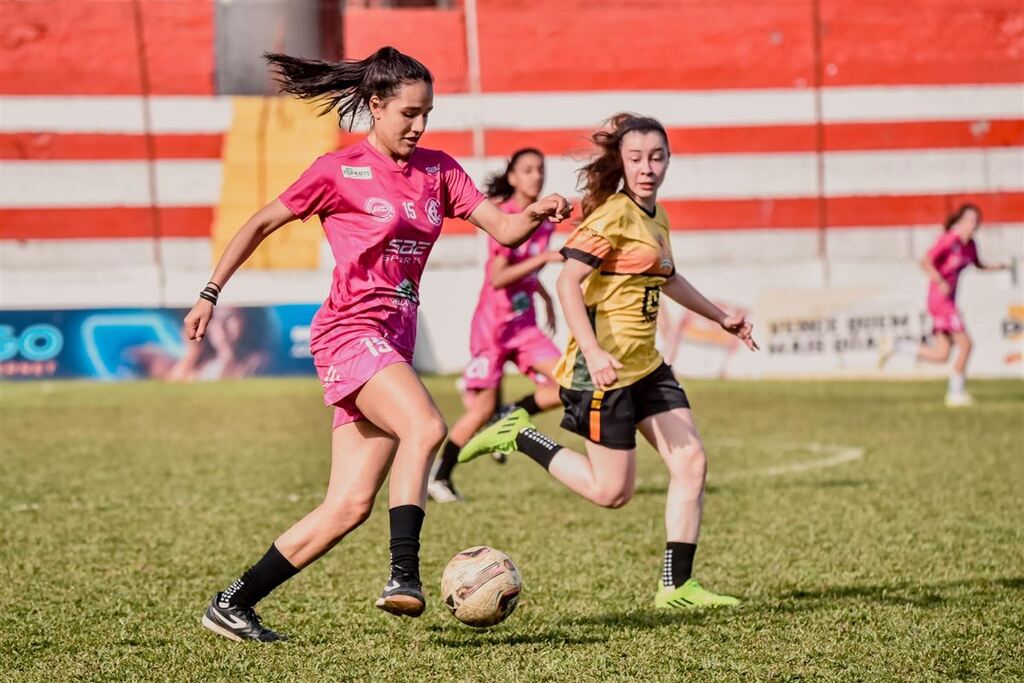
[946,331,975,407]
[203,421,395,642]
[356,362,448,616]
[640,409,738,608]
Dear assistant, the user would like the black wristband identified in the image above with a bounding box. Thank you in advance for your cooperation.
[199,291,218,305]
[206,281,222,292]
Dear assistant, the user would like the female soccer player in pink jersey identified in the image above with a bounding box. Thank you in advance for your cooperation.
[881,203,1011,406]
[428,148,564,503]
[184,47,570,642]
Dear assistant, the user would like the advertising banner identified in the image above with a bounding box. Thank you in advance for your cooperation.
[0,305,318,380]
[3,280,1021,381]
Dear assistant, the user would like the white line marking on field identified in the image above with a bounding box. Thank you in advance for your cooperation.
[712,441,865,482]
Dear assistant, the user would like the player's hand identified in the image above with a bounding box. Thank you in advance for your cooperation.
[937,280,952,296]
[583,347,623,390]
[720,312,759,351]
[184,300,214,342]
[528,194,573,224]
[544,250,565,264]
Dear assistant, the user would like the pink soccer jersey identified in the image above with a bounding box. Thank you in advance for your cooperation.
[470,198,555,338]
[463,199,559,390]
[926,231,979,303]
[925,231,980,333]
[279,140,485,405]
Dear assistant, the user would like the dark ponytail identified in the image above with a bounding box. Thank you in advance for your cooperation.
[944,203,981,231]
[484,147,544,201]
[264,46,433,129]
[577,113,668,218]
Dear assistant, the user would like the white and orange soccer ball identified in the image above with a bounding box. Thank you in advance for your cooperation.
[441,546,522,627]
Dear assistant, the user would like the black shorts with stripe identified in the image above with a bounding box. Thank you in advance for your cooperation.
[558,363,690,450]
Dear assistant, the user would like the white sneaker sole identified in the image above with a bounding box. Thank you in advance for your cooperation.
[201,614,243,642]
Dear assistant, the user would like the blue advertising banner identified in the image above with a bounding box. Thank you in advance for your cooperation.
[0,305,319,380]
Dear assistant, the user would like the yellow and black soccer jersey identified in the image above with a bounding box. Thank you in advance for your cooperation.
[553,192,675,391]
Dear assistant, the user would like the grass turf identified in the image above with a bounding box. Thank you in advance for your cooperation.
[2,377,1023,682]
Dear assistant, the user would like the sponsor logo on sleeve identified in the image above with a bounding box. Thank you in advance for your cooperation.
[341,165,373,180]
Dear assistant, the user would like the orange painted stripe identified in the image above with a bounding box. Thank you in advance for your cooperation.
[3,122,1019,162]
[485,121,1024,157]
[441,192,1024,233]
[819,0,1024,87]
[661,192,1024,231]
[0,207,213,239]
[0,133,224,160]
[825,193,1024,229]
[1,1,215,95]
[5,193,1020,240]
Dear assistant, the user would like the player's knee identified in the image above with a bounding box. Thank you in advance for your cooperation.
[594,484,634,509]
[410,413,448,453]
[673,444,707,491]
[323,497,373,534]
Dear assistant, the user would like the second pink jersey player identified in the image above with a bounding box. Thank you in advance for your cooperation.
[463,198,561,390]
[925,230,980,334]
[280,139,485,424]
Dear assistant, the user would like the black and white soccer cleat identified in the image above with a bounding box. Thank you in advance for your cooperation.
[201,593,288,643]
[375,572,426,617]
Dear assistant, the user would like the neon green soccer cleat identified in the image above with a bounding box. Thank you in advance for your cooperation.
[457,408,534,463]
[655,579,741,609]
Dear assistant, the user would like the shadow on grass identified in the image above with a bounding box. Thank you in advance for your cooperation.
[427,607,726,645]
[773,575,1024,612]
[428,628,606,648]
[569,608,717,630]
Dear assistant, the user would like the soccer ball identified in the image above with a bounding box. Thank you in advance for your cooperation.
[441,546,522,627]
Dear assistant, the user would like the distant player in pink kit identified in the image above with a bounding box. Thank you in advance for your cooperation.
[184,47,570,643]
[880,203,1011,407]
[428,149,564,503]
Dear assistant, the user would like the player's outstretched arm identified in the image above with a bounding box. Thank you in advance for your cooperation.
[469,194,572,248]
[663,273,758,351]
[490,251,563,289]
[183,199,296,342]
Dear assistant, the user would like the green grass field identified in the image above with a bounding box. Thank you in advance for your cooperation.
[2,377,1023,682]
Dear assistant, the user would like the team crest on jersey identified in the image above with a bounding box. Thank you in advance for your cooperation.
[655,235,673,273]
[425,198,442,226]
[341,165,373,180]
[365,197,395,222]
[425,164,441,175]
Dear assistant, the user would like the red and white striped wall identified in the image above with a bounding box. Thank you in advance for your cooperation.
[1,1,1022,311]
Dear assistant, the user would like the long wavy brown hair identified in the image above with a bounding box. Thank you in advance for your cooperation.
[265,46,432,130]
[577,113,669,218]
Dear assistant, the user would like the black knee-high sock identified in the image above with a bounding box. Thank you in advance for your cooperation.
[433,440,460,481]
[220,543,299,609]
[511,394,542,415]
[389,504,425,578]
[663,542,697,588]
[515,428,561,469]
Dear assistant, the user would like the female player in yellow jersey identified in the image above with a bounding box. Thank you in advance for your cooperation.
[458,113,758,609]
